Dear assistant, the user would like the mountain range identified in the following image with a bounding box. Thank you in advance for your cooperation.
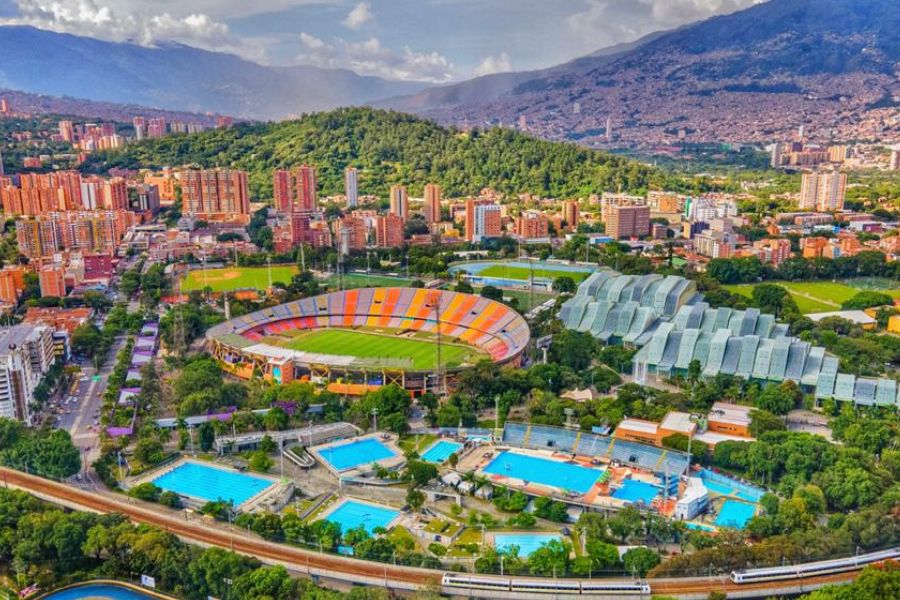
[0,0,897,145]
[0,26,426,120]
[385,0,899,145]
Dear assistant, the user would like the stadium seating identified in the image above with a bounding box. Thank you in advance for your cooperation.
[206,288,530,368]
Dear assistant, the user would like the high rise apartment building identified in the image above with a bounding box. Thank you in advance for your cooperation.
[389,185,409,221]
[0,325,55,424]
[58,120,75,143]
[423,183,442,224]
[515,211,549,240]
[337,216,367,253]
[0,266,26,304]
[181,169,250,221]
[273,169,293,212]
[132,116,146,140]
[375,214,405,247]
[799,171,846,212]
[563,200,579,229]
[294,165,317,211]
[16,211,140,258]
[147,118,166,138]
[344,167,358,207]
[464,199,502,242]
[606,204,650,239]
[274,165,317,212]
[39,266,66,298]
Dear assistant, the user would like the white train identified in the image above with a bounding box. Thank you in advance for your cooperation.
[730,547,900,584]
[441,573,651,595]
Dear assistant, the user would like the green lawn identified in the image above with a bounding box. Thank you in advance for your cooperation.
[479,265,591,283]
[181,265,298,292]
[725,281,900,314]
[267,328,485,370]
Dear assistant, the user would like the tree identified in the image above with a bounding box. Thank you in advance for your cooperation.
[129,482,162,502]
[454,280,474,294]
[230,565,298,600]
[549,330,596,371]
[607,506,644,543]
[197,422,215,452]
[841,291,894,310]
[263,407,289,431]
[749,409,786,437]
[756,381,801,415]
[583,540,622,574]
[70,323,103,357]
[405,461,438,486]
[622,547,661,576]
[134,437,165,465]
[248,450,273,473]
[552,276,576,294]
[687,359,702,383]
[258,435,277,454]
[406,488,425,512]
[481,285,503,301]
[528,539,570,577]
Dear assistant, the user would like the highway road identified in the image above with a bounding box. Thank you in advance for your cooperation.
[0,467,879,599]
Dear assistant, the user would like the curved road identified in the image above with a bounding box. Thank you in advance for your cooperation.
[1,468,872,598]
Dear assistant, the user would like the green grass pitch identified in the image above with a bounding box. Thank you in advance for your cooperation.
[478,265,591,282]
[725,280,900,314]
[181,265,299,292]
[267,328,485,370]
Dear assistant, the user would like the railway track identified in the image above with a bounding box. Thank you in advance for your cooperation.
[1,468,873,598]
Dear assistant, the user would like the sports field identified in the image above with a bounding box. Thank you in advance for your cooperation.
[725,280,900,314]
[181,266,299,292]
[479,265,591,282]
[325,273,415,289]
[265,328,485,370]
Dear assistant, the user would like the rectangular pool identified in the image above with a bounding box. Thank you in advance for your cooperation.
[494,532,561,557]
[421,440,462,463]
[483,451,603,494]
[324,499,400,534]
[715,499,756,529]
[612,479,660,504]
[151,461,273,506]
[318,437,397,471]
[699,468,765,502]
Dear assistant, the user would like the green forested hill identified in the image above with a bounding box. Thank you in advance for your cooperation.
[83,108,676,200]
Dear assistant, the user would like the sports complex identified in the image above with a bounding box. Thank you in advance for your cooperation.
[205,287,530,393]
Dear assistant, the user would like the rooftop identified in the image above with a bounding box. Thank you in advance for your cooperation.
[708,402,752,427]
[617,418,658,435]
[806,310,877,325]
[661,411,697,434]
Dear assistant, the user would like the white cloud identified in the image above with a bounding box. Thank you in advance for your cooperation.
[342,2,372,30]
[296,34,453,82]
[473,52,511,77]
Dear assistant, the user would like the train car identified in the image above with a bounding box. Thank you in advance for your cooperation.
[579,581,652,595]
[442,573,511,592]
[509,578,581,594]
[731,547,900,584]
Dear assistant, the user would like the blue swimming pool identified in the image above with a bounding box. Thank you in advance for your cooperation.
[324,499,400,534]
[715,499,756,529]
[699,469,765,502]
[318,438,397,471]
[151,461,273,506]
[494,533,561,557]
[612,479,660,504]
[45,584,159,599]
[421,440,463,463]
[483,451,603,494]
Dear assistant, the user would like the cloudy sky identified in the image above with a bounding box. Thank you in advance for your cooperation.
[0,0,762,82]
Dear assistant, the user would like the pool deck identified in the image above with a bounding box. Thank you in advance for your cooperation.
[127,457,292,512]
[308,432,406,478]
[460,445,666,512]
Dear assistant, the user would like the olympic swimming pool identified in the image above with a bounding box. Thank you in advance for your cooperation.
[317,437,397,471]
[494,532,562,557]
[45,584,160,599]
[323,499,400,534]
[151,461,273,506]
[421,440,463,463]
[483,451,604,494]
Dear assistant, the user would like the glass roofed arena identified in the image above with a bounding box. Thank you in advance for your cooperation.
[560,270,898,407]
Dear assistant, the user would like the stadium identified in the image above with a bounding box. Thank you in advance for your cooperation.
[206,287,530,394]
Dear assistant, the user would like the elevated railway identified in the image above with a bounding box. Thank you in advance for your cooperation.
[2,468,893,599]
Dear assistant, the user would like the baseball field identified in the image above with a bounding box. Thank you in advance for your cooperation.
[181,265,299,292]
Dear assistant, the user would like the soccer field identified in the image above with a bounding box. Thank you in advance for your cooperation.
[725,280,900,314]
[479,265,591,282]
[267,328,485,370]
[181,266,299,292]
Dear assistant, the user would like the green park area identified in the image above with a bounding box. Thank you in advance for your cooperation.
[181,265,299,292]
[478,265,591,283]
[726,280,900,314]
[324,272,415,289]
[266,328,484,370]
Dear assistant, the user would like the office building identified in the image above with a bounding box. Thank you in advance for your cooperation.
[389,185,409,221]
[464,199,502,242]
[423,183,442,224]
[606,204,650,239]
[375,214,405,248]
[0,324,56,424]
[344,167,358,208]
[181,169,250,221]
[799,171,846,212]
